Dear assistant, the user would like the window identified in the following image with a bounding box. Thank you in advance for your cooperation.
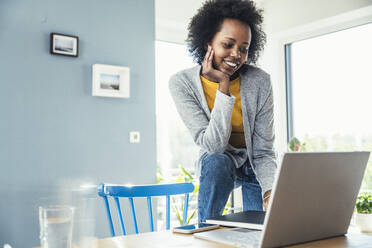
[155,41,198,176]
[285,22,372,190]
[155,41,199,228]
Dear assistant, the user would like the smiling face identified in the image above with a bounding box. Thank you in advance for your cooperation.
[209,18,251,77]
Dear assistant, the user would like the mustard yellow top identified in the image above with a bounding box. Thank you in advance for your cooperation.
[200,76,245,148]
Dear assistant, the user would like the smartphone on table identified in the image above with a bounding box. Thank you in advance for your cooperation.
[172,223,219,234]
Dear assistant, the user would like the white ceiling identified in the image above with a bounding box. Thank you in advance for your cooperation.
[155,0,205,43]
[155,0,206,26]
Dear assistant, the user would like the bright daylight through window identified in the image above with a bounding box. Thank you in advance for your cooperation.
[155,41,198,178]
[155,41,199,227]
[287,22,372,190]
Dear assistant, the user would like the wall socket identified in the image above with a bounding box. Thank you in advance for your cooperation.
[129,131,140,143]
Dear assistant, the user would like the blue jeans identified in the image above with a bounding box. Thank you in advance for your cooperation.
[198,153,263,223]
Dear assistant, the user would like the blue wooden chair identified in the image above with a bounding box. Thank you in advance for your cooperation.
[97,182,195,236]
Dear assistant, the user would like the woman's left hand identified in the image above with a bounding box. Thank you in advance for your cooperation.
[263,190,272,211]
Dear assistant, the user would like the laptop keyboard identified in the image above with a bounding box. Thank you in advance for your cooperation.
[226,228,262,248]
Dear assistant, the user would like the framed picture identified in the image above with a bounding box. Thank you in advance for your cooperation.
[92,64,130,98]
[50,33,79,57]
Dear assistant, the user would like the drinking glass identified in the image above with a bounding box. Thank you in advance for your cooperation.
[39,205,75,248]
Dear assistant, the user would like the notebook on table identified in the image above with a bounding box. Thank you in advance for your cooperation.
[195,152,370,248]
[206,210,265,230]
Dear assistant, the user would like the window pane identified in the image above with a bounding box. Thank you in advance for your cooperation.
[155,41,198,177]
[155,41,199,228]
[290,22,372,190]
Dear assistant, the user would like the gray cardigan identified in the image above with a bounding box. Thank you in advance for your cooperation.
[169,65,277,195]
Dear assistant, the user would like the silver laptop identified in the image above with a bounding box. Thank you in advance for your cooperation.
[194,152,370,248]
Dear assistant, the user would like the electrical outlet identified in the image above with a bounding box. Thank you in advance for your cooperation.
[129,131,140,143]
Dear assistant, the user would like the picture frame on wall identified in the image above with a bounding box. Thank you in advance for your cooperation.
[92,64,130,98]
[50,33,79,57]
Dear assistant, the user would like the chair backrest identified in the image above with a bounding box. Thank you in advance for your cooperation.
[97,182,195,236]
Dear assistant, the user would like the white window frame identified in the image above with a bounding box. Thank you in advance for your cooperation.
[271,5,372,152]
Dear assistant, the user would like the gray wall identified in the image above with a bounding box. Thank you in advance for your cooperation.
[0,0,156,246]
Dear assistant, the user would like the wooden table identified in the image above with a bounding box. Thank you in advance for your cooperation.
[95,229,372,248]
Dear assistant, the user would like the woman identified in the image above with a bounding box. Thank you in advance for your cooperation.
[169,0,277,223]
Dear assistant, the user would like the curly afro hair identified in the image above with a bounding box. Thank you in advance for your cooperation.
[187,0,266,66]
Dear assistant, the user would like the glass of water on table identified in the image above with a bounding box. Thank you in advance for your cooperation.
[39,205,75,248]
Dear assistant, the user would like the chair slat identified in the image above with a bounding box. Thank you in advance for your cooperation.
[102,183,195,197]
[103,196,115,237]
[98,182,194,237]
[129,197,139,234]
[166,195,170,230]
[147,197,154,232]
[182,193,189,226]
[114,197,126,235]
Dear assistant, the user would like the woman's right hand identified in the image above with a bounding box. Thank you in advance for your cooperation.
[201,46,230,94]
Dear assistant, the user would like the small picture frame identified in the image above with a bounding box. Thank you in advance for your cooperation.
[50,33,79,57]
[92,64,130,98]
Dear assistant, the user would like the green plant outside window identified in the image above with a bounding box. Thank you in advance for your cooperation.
[355,192,372,214]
